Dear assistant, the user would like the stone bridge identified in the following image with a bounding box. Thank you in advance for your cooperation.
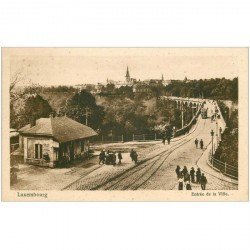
[161,96,206,109]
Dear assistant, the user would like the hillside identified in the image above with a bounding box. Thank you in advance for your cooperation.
[40,91,76,113]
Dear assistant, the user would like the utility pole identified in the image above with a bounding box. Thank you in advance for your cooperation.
[211,130,214,156]
[181,102,184,128]
[215,106,219,147]
[84,107,92,126]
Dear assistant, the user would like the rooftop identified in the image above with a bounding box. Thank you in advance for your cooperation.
[20,116,97,143]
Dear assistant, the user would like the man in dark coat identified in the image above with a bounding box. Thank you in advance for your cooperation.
[196,168,201,184]
[190,167,195,183]
[112,153,116,166]
[166,134,171,145]
[184,172,190,183]
[133,151,138,164]
[200,139,204,149]
[175,165,181,178]
[118,152,122,164]
[130,149,135,162]
[195,138,198,148]
[105,150,110,164]
[200,173,208,190]
[182,166,188,177]
[99,150,106,165]
[162,135,166,145]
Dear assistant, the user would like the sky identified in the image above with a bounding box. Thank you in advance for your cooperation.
[10,49,239,86]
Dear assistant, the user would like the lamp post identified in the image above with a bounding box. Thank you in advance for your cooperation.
[211,129,215,156]
[219,127,222,142]
[181,102,184,128]
[215,118,218,148]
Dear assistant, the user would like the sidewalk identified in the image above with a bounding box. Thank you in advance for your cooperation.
[196,142,238,185]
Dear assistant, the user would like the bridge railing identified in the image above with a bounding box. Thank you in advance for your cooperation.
[174,106,201,137]
[90,133,163,144]
[208,149,238,180]
[214,101,226,131]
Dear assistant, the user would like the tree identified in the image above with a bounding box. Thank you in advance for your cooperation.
[14,94,53,129]
[59,90,105,129]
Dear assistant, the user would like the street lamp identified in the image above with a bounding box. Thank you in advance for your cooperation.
[215,118,218,147]
[219,127,222,142]
[211,129,215,156]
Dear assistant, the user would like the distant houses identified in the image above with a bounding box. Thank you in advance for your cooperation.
[74,66,173,95]
[18,116,97,167]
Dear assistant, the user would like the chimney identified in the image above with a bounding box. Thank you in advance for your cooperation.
[30,117,36,127]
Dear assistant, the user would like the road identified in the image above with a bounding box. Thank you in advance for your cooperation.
[60,101,237,191]
[88,101,237,191]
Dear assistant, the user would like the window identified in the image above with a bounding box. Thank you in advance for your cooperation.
[35,144,43,159]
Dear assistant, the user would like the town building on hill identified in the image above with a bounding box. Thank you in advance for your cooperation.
[19,116,97,167]
[132,74,170,93]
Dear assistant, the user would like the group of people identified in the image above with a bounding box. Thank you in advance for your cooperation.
[175,165,208,190]
[99,150,123,166]
[99,149,139,166]
[162,135,171,145]
[194,138,204,149]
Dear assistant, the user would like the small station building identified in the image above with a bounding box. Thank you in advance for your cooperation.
[19,116,97,167]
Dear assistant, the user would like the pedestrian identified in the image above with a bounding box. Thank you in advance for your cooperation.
[195,138,198,148]
[175,165,181,178]
[200,173,207,190]
[112,153,117,166]
[184,171,190,185]
[200,139,204,149]
[162,135,166,145]
[99,150,105,165]
[182,166,188,177]
[186,181,192,190]
[130,149,135,162]
[106,150,113,165]
[190,167,195,183]
[133,151,138,164]
[118,152,122,164]
[178,175,184,190]
[196,168,201,184]
[167,134,171,145]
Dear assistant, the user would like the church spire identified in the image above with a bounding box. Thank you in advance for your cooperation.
[162,74,164,81]
[125,66,130,83]
[126,66,130,78]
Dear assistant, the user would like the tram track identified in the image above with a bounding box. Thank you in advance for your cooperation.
[91,117,207,190]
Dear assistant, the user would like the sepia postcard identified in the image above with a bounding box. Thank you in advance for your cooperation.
[1,47,248,201]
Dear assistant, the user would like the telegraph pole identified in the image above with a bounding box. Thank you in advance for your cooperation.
[181,102,184,128]
[84,107,92,126]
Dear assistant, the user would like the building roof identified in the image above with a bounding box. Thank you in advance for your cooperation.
[21,116,97,143]
[18,124,31,132]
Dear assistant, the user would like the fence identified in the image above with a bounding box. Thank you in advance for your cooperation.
[208,149,238,180]
[90,133,163,143]
[206,101,238,179]
[174,106,201,137]
[90,135,124,143]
